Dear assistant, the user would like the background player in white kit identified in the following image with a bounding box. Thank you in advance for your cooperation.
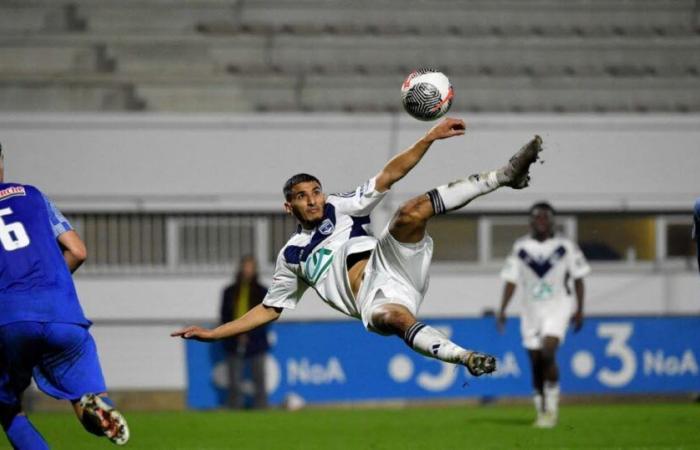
[173,117,543,378]
[497,202,590,428]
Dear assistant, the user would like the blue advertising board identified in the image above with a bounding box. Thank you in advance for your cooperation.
[185,317,700,408]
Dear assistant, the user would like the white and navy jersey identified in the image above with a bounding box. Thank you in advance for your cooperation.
[262,177,387,318]
[500,234,590,305]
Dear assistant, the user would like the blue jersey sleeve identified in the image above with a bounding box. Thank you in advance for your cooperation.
[41,192,73,238]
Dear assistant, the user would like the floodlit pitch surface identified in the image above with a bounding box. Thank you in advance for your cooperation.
[4,403,699,449]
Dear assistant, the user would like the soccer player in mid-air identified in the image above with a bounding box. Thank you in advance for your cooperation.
[0,145,129,448]
[173,117,542,377]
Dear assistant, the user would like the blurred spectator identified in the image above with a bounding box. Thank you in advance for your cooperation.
[219,255,269,409]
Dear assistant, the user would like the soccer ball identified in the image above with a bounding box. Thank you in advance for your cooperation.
[401,69,454,121]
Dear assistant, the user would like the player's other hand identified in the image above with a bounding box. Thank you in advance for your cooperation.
[496,311,507,334]
[571,311,584,333]
[170,326,217,342]
[425,117,466,142]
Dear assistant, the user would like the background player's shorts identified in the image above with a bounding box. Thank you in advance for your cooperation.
[0,322,107,405]
[356,225,433,333]
[520,300,572,350]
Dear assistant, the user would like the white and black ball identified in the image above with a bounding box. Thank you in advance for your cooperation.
[401,69,454,121]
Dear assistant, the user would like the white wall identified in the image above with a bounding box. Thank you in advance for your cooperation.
[2,112,698,389]
[3,113,699,212]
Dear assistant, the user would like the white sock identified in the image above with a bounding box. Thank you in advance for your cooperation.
[427,171,502,214]
[403,322,466,364]
[533,393,544,416]
[543,381,560,416]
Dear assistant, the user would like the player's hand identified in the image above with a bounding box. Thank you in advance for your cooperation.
[571,311,584,333]
[496,311,507,334]
[170,326,217,342]
[425,117,466,142]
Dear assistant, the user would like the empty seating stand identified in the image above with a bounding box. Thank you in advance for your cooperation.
[0,0,698,113]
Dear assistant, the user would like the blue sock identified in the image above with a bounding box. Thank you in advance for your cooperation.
[5,415,49,450]
[99,395,114,408]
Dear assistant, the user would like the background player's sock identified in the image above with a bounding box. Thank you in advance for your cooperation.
[543,381,560,417]
[403,322,465,363]
[5,414,49,450]
[427,170,501,214]
[533,393,544,417]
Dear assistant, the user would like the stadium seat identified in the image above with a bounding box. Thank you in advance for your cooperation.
[0,0,698,113]
[0,41,101,75]
[0,79,141,111]
[0,4,76,34]
[239,0,696,36]
[75,2,237,34]
[135,76,297,112]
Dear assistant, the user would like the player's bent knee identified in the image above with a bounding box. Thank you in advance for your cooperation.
[395,200,429,226]
[371,304,415,335]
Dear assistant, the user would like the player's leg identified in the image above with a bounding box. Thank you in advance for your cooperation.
[389,135,543,244]
[250,353,268,409]
[35,323,129,445]
[0,405,49,450]
[226,353,245,409]
[370,303,495,376]
[540,336,561,426]
[0,322,50,449]
[527,350,545,424]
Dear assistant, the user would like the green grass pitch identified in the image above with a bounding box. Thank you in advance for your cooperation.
[3,403,699,449]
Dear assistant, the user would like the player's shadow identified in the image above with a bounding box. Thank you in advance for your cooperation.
[466,417,533,427]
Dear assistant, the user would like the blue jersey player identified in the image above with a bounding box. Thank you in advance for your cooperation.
[0,146,129,448]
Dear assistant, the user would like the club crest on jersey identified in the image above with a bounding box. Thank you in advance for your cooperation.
[0,186,26,201]
[318,218,335,236]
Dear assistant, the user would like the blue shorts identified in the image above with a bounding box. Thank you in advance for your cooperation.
[0,322,107,405]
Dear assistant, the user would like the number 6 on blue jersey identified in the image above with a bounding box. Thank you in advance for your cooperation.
[0,207,30,251]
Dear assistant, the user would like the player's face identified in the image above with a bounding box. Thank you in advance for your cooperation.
[285,181,325,225]
[530,208,554,238]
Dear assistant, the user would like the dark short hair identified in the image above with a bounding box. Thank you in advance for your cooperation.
[283,173,321,200]
[529,201,555,216]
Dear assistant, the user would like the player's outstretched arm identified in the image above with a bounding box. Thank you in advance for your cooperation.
[170,303,282,342]
[57,230,88,273]
[374,117,466,192]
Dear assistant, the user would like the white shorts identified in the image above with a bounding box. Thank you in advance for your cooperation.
[356,226,433,334]
[520,300,572,350]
